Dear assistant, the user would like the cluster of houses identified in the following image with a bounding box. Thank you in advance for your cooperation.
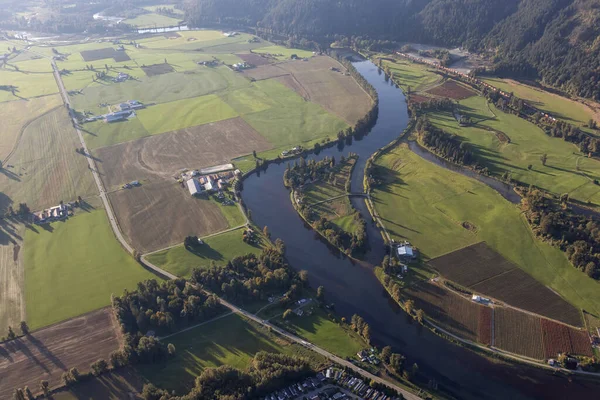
[84,100,145,123]
[113,72,130,83]
[396,241,417,261]
[262,374,326,400]
[281,146,304,157]
[33,203,71,224]
[231,61,251,71]
[185,171,236,196]
[356,349,380,365]
[325,368,400,400]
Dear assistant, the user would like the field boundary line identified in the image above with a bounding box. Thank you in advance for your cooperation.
[158,311,234,340]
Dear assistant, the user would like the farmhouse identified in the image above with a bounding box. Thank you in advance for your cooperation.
[397,244,416,260]
[105,110,134,123]
[187,178,203,196]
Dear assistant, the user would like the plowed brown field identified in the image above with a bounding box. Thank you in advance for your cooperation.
[0,308,120,400]
[494,307,544,360]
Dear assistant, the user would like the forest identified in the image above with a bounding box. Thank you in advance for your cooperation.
[184,0,600,101]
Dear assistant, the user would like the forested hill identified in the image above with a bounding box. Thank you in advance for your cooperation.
[183,0,600,101]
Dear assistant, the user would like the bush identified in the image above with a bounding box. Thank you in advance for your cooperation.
[91,359,108,376]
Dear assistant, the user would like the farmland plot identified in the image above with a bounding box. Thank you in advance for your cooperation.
[0,220,25,336]
[403,282,481,342]
[494,308,544,360]
[0,107,97,214]
[541,319,592,358]
[96,117,270,189]
[109,181,230,253]
[478,307,492,346]
[426,80,476,100]
[0,308,120,400]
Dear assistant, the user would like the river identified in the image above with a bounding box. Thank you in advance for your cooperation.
[240,60,600,399]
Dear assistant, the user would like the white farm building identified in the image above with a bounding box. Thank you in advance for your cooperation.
[187,178,203,196]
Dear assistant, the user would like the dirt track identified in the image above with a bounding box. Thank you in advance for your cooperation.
[109,181,230,253]
[0,308,120,399]
[95,117,270,189]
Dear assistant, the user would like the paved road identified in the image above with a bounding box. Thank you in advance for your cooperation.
[52,61,134,255]
[140,256,422,400]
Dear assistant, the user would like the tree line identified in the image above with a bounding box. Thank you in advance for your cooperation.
[522,189,600,280]
[141,351,312,400]
[416,116,475,167]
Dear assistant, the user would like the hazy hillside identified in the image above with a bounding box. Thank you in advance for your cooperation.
[183,0,600,100]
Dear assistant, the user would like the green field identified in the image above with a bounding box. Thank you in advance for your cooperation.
[138,94,238,134]
[53,368,145,400]
[252,45,314,61]
[428,95,600,205]
[275,310,365,358]
[0,69,58,102]
[371,143,600,315]
[124,13,182,27]
[146,227,266,278]
[138,313,325,394]
[23,209,158,329]
[482,77,597,129]
[375,56,442,91]
[243,80,347,147]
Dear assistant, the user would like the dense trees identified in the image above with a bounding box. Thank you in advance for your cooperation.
[522,189,600,280]
[416,117,474,166]
[141,351,312,400]
[191,247,304,307]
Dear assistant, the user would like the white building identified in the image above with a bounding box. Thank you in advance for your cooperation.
[187,178,202,196]
[397,245,415,259]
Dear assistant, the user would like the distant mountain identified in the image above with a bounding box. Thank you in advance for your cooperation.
[183,0,600,100]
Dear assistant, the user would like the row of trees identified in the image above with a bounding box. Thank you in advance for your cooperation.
[312,214,367,256]
[521,189,600,280]
[141,351,312,400]
[416,117,475,166]
[190,247,306,307]
[380,272,424,324]
[349,314,372,344]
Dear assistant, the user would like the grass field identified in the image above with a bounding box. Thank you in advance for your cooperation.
[252,45,314,61]
[0,94,62,160]
[371,143,600,315]
[137,94,238,135]
[374,56,442,91]
[0,107,97,214]
[275,310,365,359]
[482,77,598,129]
[0,220,25,336]
[124,13,182,27]
[146,227,266,278]
[0,69,58,102]
[138,313,326,394]
[428,95,600,205]
[23,209,158,329]
[53,367,145,400]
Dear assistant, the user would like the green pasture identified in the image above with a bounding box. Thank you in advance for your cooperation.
[376,56,441,91]
[275,309,365,359]
[146,228,266,278]
[371,143,600,315]
[124,13,182,27]
[213,199,246,227]
[0,70,58,101]
[83,117,149,150]
[23,209,158,330]
[138,30,229,49]
[427,95,600,204]
[138,314,324,394]
[243,80,347,148]
[9,57,53,72]
[482,77,597,128]
[253,45,314,61]
[137,94,238,135]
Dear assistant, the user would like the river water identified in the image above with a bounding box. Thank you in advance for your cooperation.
[241,60,600,399]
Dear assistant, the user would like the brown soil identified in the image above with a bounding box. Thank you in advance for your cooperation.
[237,53,273,66]
[0,220,25,337]
[408,94,431,104]
[494,307,544,360]
[95,117,271,189]
[427,80,475,100]
[0,308,120,400]
[141,63,175,77]
[244,56,373,125]
[109,180,229,253]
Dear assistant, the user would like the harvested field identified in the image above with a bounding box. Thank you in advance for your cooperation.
[403,281,481,342]
[429,242,582,327]
[0,308,121,400]
[237,52,273,66]
[409,94,432,104]
[541,319,592,358]
[244,57,372,125]
[0,220,25,336]
[478,307,492,346]
[96,117,271,189]
[80,48,130,62]
[109,180,230,253]
[494,307,544,360]
[0,107,97,214]
[426,80,475,100]
[141,62,175,77]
